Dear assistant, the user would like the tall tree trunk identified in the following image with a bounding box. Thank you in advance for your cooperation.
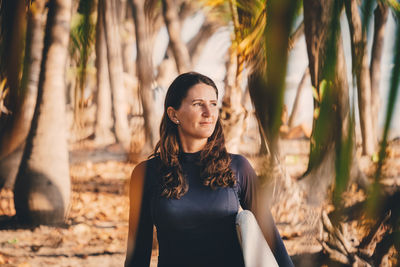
[120,0,136,77]
[102,0,131,149]
[161,0,191,73]
[14,0,72,225]
[345,0,376,155]
[303,0,346,173]
[121,21,136,77]
[151,1,193,86]
[187,19,220,67]
[221,48,245,154]
[0,0,45,190]
[156,53,177,89]
[94,0,115,145]
[288,67,309,128]
[370,2,389,137]
[301,0,367,204]
[0,0,25,110]
[0,0,26,156]
[131,0,159,154]
[288,21,304,50]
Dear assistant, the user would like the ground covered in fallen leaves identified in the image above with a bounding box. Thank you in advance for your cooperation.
[0,138,399,266]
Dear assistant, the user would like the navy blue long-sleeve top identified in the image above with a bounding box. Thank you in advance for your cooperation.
[125,152,293,267]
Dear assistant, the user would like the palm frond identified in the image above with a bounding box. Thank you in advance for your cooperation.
[385,0,400,13]
[201,0,225,8]
[236,1,266,72]
[200,0,233,25]
[0,78,10,117]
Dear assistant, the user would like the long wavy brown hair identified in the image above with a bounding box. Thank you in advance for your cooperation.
[152,72,236,199]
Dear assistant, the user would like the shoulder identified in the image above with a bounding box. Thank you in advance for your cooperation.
[131,156,159,174]
[229,154,258,203]
[130,156,161,188]
[229,153,255,174]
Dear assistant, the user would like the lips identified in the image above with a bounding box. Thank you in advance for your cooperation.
[199,121,213,126]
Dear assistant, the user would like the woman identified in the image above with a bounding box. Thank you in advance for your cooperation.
[125,72,293,267]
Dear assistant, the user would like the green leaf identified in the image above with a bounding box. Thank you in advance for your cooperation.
[313,107,320,119]
[386,0,400,13]
[319,79,328,101]
[8,238,18,244]
[311,85,319,102]
[371,152,379,163]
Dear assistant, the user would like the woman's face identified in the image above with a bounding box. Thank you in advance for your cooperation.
[168,83,219,150]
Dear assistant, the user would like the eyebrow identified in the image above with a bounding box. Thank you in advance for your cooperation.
[191,99,217,102]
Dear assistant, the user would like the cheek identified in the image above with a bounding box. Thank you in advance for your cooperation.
[179,109,199,124]
[212,108,219,118]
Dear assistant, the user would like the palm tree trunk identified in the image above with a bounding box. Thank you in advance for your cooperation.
[345,0,376,155]
[131,0,159,153]
[14,0,72,225]
[102,0,131,149]
[301,0,367,204]
[370,3,389,137]
[94,0,115,144]
[0,0,26,156]
[121,22,136,77]
[0,0,45,189]
[161,0,191,73]
[288,67,309,128]
[187,19,220,68]
[0,0,25,110]
[221,48,245,154]
[288,21,304,50]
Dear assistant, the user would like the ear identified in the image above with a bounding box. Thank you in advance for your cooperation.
[167,107,179,124]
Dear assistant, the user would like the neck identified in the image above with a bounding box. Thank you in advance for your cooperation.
[179,134,207,153]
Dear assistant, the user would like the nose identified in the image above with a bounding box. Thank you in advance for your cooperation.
[202,104,211,117]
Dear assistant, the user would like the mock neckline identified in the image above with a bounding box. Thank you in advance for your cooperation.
[180,150,202,162]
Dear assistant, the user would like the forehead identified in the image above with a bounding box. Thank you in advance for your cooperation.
[184,83,217,101]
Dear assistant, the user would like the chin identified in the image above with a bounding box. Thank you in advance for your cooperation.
[194,130,214,139]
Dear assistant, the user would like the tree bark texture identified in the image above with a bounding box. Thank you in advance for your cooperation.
[221,48,245,154]
[154,0,195,82]
[131,0,159,153]
[301,0,360,204]
[345,0,376,155]
[288,67,309,128]
[187,19,220,67]
[0,0,25,112]
[161,0,191,73]
[0,0,45,189]
[14,0,72,225]
[288,21,304,51]
[102,0,131,150]
[94,0,115,144]
[370,3,389,137]
[121,21,136,77]
[0,0,26,156]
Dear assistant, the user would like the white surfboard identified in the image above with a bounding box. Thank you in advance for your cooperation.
[236,210,279,267]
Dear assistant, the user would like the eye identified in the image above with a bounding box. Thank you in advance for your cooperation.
[210,102,217,107]
[193,102,202,106]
